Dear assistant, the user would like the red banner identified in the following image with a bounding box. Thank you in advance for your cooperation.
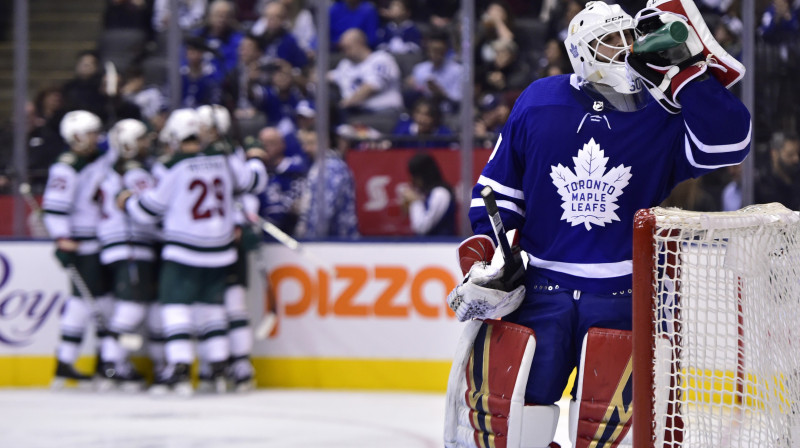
[347,149,493,236]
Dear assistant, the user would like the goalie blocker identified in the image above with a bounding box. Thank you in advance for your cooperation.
[444,322,633,448]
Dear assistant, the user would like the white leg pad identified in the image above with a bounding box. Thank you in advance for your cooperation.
[519,405,560,448]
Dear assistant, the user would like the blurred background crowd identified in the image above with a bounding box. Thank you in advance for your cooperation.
[0,0,798,239]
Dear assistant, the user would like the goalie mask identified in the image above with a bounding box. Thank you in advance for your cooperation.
[565,1,649,111]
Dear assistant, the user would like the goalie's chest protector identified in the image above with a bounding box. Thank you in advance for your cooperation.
[485,75,693,292]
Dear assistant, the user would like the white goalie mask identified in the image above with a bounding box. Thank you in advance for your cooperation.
[110,119,148,159]
[59,110,102,150]
[565,1,640,95]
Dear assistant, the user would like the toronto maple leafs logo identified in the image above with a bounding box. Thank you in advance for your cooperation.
[569,43,579,59]
[550,138,632,230]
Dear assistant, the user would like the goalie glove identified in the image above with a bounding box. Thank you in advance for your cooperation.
[627,0,745,114]
[447,232,525,322]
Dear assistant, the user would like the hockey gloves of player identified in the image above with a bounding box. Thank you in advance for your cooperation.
[55,248,77,268]
[447,234,526,322]
[626,13,707,114]
[627,0,746,114]
[54,238,79,268]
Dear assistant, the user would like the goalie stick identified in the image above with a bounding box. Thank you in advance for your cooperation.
[480,185,523,282]
[20,182,144,351]
[238,205,333,340]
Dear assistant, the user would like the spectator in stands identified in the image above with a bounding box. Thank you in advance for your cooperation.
[153,0,207,33]
[475,1,518,69]
[330,0,381,50]
[295,128,359,239]
[660,178,718,211]
[714,15,743,59]
[401,152,456,236]
[392,98,454,149]
[473,92,510,148]
[755,131,800,210]
[104,0,154,40]
[249,1,309,70]
[721,165,743,211]
[377,0,422,55]
[61,51,109,122]
[222,33,268,128]
[252,59,305,133]
[119,65,167,123]
[252,0,316,55]
[195,0,244,80]
[181,37,223,107]
[295,100,316,133]
[404,28,463,113]
[255,126,308,235]
[328,28,404,133]
[535,38,570,80]
[476,38,532,96]
[28,89,68,189]
[759,0,799,43]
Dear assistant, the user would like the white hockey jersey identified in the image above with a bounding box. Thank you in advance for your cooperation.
[329,50,403,111]
[42,149,116,255]
[126,143,267,268]
[97,160,160,265]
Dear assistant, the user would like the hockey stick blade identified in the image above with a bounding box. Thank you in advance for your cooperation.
[253,312,277,340]
[480,185,521,274]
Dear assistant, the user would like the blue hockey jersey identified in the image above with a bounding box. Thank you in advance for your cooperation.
[470,74,751,293]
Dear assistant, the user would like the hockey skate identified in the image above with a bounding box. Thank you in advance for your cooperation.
[197,361,228,394]
[150,363,192,397]
[51,360,93,390]
[95,362,145,393]
[228,357,255,393]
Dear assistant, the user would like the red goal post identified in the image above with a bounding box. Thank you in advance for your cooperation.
[632,203,800,448]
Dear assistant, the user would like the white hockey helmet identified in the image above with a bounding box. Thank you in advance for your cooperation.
[564,1,638,94]
[110,119,148,159]
[59,110,102,146]
[160,108,202,150]
[197,104,231,135]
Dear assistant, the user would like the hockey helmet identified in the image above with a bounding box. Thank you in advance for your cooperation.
[59,110,102,148]
[564,1,639,95]
[197,104,231,136]
[110,119,148,159]
[161,108,202,150]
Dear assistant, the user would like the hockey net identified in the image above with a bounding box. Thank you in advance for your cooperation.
[632,203,800,448]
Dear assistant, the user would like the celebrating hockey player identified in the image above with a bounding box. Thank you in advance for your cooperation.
[42,110,118,386]
[96,118,161,390]
[196,104,259,392]
[119,108,268,395]
[443,1,751,447]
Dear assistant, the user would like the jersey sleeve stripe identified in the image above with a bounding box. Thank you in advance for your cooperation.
[139,195,166,216]
[477,175,525,200]
[470,198,526,217]
[43,209,69,215]
[685,120,751,153]
[683,135,747,169]
[526,252,633,278]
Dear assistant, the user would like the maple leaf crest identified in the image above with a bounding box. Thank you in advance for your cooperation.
[550,138,632,230]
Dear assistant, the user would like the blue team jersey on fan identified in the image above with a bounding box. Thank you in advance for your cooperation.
[470,74,751,293]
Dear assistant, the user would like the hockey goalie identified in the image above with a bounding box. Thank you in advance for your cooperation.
[443,0,750,446]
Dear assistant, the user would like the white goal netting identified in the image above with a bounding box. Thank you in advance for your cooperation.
[640,203,800,448]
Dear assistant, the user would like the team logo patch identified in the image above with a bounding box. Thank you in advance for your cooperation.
[570,43,579,58]
[550,138,631,230]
